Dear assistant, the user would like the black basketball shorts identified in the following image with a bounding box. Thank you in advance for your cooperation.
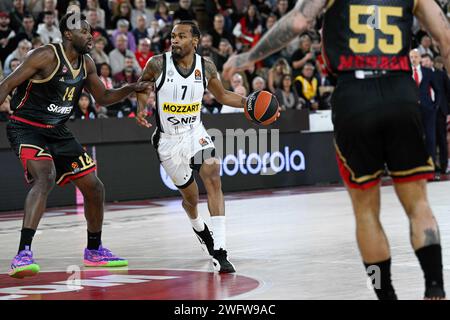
[332,72,434,189]
[6,119,96,186]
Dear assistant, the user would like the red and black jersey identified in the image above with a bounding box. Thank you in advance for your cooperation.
[322,0,416,74]
[10,43,88,127]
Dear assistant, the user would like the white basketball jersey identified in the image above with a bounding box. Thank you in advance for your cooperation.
[154,52,207,134]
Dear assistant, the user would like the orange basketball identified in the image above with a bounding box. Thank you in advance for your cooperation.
[244,90,280,125]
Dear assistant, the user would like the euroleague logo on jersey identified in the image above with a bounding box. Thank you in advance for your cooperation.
[195,69,202,80]
[0,270,261,300]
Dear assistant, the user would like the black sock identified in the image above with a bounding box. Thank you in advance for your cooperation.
[364,258,397,300]
[19,228,36,253]
[87,231,102,250]
[415,244,445,296]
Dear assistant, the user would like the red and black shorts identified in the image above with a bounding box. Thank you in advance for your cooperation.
[6,118,96,186]
[332,72,435,190]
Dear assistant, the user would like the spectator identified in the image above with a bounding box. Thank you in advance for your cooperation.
[112,19,136,52]
[83,0,106,29]
[131,0,154,29]
[202,90,222,114]
[252,76,266,92]
[272,0,289,19]
[205,0,236,32]
[198,33,220,66]
[410,48,440,163]
[209,13,235,50]
[90,36,110,66]
[262,14,283,67]
[230,72,244,91]
[109,34,142,75]
[294,62,320,111]
[31,35,43,49]
[86,9,114,53]
[13,13,39,44]
[173,0,196,22]
[74,92,97,120]
[291,33,315,78]
[233,4,262,50]
[154,0,173,29]
[135,37,153,69]
[9,57,21,73]
[275,74,300,110]
[98,62,113,89]
[9,0,27,32]
[113,55,140,87]
[220,85,246,113]
[132,14,149,45]
[111,0,132,30]
[267,57,291,93]
[216,38,233,72]
[418,34,436,58]
[0,11,16,62]
[147,19,163,53]
[4,39,31,76]
[37,11,61,44]
[434,55,450,175]
[37,0,59,26]
[252,0,273,20]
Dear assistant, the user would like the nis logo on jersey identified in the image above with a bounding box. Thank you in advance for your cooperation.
[47,103,73,114]
[162,102,200,114]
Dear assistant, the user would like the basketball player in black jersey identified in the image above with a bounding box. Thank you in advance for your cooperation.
[224,0,450,299]
[0,12,150,278]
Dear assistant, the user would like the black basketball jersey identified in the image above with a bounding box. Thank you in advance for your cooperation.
[11,43,87,126]
[322,0,415,74]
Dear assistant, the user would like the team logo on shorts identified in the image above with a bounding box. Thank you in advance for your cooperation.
[195,69,201,80]
[199,138,209,147]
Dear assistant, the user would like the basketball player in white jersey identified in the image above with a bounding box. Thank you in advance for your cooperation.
[135,21,262,273]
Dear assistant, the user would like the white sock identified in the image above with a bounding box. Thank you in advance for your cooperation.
[190,215,205,232]
[211,216,226,250]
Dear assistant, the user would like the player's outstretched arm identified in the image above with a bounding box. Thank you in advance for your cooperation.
[0,46,52,107]
[415,0,450,74]
[222,0,327,80]
[205,58,246,109]
[135,55,164,128]
[84,55,151,106]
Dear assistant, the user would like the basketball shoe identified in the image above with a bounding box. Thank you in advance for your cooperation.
[9,249,40,278]
[193,223,214,256]
[212,248,236,273]
[84,245,128,267]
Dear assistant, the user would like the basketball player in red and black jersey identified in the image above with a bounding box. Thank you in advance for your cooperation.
[0,11,150,278]
[225,0,450,299]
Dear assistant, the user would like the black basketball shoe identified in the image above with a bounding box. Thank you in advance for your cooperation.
[212,249,236,273]
[193,223,214,256]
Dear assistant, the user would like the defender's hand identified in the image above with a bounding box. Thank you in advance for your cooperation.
[223,52,253,81]
[136,110,152,128]
[132,81,153,93]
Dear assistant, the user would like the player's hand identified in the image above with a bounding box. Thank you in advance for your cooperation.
[132,81,153,93]
[223,52,253,81]
[0,97,12,114]
[136,109,152,128]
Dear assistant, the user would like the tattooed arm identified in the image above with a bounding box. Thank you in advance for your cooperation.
[415,0,450,74]
[135,55,164,128]
[205,57,246,109]
[222,0,327,79]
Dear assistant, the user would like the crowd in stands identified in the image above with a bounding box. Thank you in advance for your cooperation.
[0,0,450,122]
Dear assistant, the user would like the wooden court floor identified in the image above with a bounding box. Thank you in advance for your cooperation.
[0,181,449,300]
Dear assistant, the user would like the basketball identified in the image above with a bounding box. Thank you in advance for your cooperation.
[244,90,280,125]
